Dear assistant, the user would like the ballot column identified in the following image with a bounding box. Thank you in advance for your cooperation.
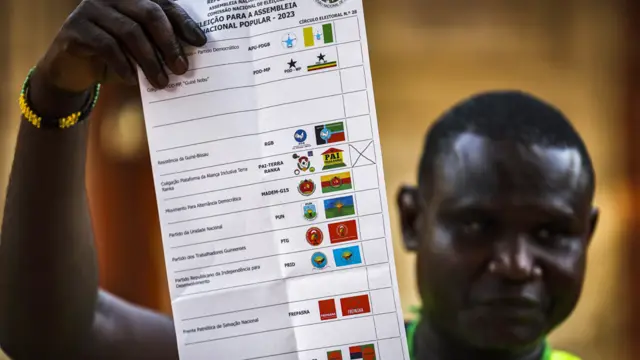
[334,15,408,358]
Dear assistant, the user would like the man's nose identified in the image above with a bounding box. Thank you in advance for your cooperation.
[489,235,541,281]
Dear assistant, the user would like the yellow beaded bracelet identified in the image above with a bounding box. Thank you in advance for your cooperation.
[19,67,101,129]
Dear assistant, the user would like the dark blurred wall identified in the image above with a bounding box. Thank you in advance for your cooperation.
[0,0,9,175]
[625,0,640,355]
[0,4,9,358]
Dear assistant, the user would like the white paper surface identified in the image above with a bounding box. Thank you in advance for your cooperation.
[138,1,410,358]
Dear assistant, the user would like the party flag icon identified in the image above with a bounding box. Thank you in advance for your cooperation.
[315,122,345,145]
[349,344,376,359]
[321,171,352,193]
[333,245,362,267]
[303,23,334,47]
[324,195,355,219]
[329,219,359,244]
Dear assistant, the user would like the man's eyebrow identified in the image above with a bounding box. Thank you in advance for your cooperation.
[437,196,576,218]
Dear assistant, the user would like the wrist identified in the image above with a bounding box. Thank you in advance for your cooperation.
[20,65,101,129]
[28,66,93,119]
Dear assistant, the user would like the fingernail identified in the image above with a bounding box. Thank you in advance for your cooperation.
[192,25,207,44]
[157,72,169,87]
[175,56,188,74]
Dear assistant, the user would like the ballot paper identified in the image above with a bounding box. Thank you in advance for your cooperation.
[137,0,410,359]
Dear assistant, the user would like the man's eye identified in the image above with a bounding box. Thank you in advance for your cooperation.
[462,221,484,234]
[534,227,576,249]
[536,228,552,239]
[535,225,570,241]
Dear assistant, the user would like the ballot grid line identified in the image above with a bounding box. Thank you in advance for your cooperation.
[336,34,348,119]
[356,13,407,358]
[179,285,393,322]
[149,62,363,105]
[372,167,390,279]
[165,187,371,225]
[353,170,385,351]
[184,310,397,346]
[350,164,374,293]
[355,10,403,342]
[162,162,376,202]
[173,236,384,273]
[169,212,382,250]
[157,129,370,176]
[153,90,365,129]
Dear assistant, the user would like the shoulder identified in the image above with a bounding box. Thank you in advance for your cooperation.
[86,290,178,360]
[404,321,413,333]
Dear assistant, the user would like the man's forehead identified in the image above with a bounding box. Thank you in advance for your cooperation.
[431,133,591,206]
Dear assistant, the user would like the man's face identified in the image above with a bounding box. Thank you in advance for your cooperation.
[399,133,598,350]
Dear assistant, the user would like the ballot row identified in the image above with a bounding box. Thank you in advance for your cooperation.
[170,236,388,296]
[189,16,363,72]
[173,260,394,317]
[162,161,377,224]
[149,85,370,168]
[145,55,365,131]
[142,16,362,104]
[145,42,364,105]
[177,287,400,358]
[168,211,383,270]
[155,127,374,198]
[172,260,405,359]
[179,315,405,360]
[162,187,383,248]
[250,337,405,360]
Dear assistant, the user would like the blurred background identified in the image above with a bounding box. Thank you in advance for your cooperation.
[0,0,638,359]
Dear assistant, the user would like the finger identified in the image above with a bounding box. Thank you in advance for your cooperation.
[89,9,169,88]
[66,20,137,85]
[155,0,208,47]
[114,0,188,76]
[103,55,139,86]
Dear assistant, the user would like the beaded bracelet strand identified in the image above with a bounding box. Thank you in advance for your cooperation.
[19,67,101,129]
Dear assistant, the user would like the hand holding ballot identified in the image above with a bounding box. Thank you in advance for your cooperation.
[35,0,207,93]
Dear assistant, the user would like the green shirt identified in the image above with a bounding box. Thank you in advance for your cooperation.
[405,315,580,360]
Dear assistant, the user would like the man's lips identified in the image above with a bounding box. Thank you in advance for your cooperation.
[470,295,547,320]
[477,296,541,308]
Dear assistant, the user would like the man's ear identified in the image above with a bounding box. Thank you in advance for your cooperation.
[397,185,421,252]
[587,207,599,246]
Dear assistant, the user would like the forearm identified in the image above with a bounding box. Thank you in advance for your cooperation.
[0,68,99,357]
